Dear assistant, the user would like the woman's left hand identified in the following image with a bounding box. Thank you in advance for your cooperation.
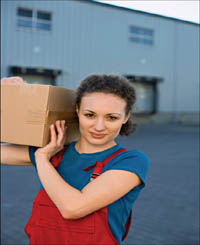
[35,120,67,161]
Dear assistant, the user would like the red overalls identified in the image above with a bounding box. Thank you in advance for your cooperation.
[24,147,132,245]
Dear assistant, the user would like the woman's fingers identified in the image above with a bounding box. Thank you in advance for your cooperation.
[49,120,66,148]
[35,120,66,160]
[60,120,67,144]
[50,124,57,145]
[55,120,66,146]
[61,120,65,131]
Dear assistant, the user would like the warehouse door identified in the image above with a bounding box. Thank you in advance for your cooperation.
[125,75,161,114]
[133,82,155,114]
[16,74,54,85]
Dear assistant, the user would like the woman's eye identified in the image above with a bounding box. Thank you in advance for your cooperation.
[84,113,94,118]
[108,116,118,121]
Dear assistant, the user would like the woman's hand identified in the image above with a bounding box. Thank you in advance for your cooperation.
[35,120,67,161]
[1,76,27,84]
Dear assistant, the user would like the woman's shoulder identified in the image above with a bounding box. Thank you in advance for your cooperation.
[106,146,150,172]
[104,147,150,183]
[117,147,149,163]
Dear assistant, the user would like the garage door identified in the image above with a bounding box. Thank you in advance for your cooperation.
[133,82,154,113]
[15,74,54,85]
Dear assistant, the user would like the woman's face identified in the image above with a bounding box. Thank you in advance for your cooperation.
[76,92,130,149]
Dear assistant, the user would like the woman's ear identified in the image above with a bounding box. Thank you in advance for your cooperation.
[123,113,130,124]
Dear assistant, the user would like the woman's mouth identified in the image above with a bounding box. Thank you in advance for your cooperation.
[90,133,106,139]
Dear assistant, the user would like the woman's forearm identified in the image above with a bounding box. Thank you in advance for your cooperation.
[1,143,32,166]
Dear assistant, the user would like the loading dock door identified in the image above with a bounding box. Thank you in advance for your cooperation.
[15,74,54,85]
[10,66,61,86]
[125,75,162,114]
[133,82,155,113]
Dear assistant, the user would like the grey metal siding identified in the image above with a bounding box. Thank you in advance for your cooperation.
[1,0,199,114]
[175,23,199,112]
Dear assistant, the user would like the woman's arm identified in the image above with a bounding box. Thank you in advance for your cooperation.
[1,143,32,166]
[35,120,141,219]
[36,157,141,219]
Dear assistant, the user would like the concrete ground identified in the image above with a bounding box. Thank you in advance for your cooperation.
[1,123,199,245]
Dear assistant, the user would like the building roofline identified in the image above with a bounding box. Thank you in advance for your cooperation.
[82,0,200,26]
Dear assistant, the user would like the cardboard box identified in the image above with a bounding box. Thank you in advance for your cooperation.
[1,83,80,147]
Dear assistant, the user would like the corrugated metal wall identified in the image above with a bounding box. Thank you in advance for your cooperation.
[1,0,199,113]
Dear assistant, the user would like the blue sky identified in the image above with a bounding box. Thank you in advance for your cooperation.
[95,1,200,24]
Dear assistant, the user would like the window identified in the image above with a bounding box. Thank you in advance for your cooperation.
[129,25,154,45]
[36,11,51,31]
[18,8,32,18]
[17,7,52,31]
[17,8,33,28]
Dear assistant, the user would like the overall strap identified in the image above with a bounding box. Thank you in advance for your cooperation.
[51,146,68,168]
[83,148,127,181]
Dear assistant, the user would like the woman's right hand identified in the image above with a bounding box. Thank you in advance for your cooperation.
[1,76,27,84]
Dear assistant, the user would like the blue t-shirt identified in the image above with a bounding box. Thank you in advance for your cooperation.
[29,142,149,244]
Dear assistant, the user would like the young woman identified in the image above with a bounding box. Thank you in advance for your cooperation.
[1,74,149,245]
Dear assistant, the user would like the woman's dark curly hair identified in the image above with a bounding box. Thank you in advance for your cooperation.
[76,74,138,136]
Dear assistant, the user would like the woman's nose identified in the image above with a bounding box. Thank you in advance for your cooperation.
[94,118,105,131]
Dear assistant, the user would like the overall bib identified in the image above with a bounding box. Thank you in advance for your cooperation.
[25,147,132,245]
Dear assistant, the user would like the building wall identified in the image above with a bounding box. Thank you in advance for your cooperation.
[1,0,199,122]
[175,23,199,112]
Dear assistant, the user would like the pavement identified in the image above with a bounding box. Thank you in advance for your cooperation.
[1,123,199,245]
